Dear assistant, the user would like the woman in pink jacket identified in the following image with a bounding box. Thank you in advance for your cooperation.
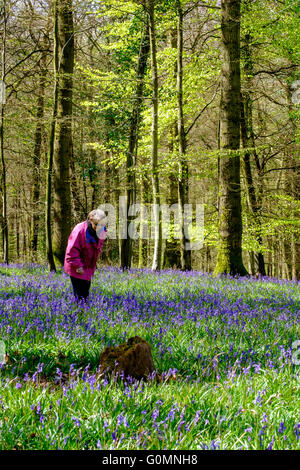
[64,209,107,302]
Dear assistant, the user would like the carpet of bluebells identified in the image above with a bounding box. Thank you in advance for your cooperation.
[0,263,299,450]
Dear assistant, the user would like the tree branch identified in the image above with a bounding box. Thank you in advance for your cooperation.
[5,48,50,77]
[185,85,219,137]
[253,65,298,77]
[262,166,300,176]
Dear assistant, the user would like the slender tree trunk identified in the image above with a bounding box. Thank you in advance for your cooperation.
[291,235,299,280]
[120,16,150,268]
[147,0,162,271]
[99,151,111,264]
[214,0,247,276]
[240,31,265,275]
[30,43,47,258]
[177,0,191,271]
[287,86,300,280]
[46,0,59,272]
[205,245,211,272]
[271,236,275,277]
[283,240,291,280]
[0,0,8,264]
[164,29,181,269]
[70,140,84,222]
[138,166,150,268]
[89,148,98,210]
[240,100,266,275]
[0,103,7,265]
[164,171,181,268]
[113,163,121,261]
[52,0,74,266]
[15,194,20,259]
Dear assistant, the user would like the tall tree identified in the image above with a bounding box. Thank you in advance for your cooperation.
[164,29,181,269]
[46,0,59,271]
[52,0,74,266]
[30,33,48,258]
[176,0,191,271]
[120,16,150,269]
[0,0,8,264]
[138,170,150,268]
[287,84,300,280]
[240,4,266,276]
[214,0,247,276]
[147,0,162,271]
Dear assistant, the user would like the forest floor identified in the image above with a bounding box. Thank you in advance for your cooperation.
[0,264,299,450]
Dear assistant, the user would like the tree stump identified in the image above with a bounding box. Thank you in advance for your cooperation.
[99,336,156,381]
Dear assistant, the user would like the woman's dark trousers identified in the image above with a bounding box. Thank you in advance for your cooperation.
[70,276,91,302]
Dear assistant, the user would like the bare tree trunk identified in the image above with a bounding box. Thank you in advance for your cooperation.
[46,0,60,272]
[205,245,211,272]
[89,148,98,210]
[113,163,121,261]
[176,0,192,271]
[30,40,47,259]
[240,30,265,276]
[241,100,266,275]
[70,139,85,223]
[99,151,111,264]
[163,29,181,269]
[0,0,8,264]
[52,0,74,266]
[15,194,20,259]
[164,171,181,268]
[214,0,247,276]
[138,171,150,268]
[287,86,300,280]
[147,0,162,271]
[120,16,150,268]
[291,235,299,280]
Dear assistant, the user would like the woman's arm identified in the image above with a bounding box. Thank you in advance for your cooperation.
[65,230,85,270]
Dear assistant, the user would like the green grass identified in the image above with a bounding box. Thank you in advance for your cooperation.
[0,265,299,450]
[0,368,298,450]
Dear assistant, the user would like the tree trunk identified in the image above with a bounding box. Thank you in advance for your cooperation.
[0,0,8,264]
[52,0,74,266]
[99,151,112,264]
[15,194,20,259]
[205,245,211,273]
[138,173,150,268]
[147,0,162,271]
[164,171,181,268]
[240,100,266,276]
[291,234,299,280]
[70,140,85,223]
[214,0,247,276]
[163,29,181,269]
[240,30,266,276]
[89,148,98,211]
[46,1,60,272]
[120,16,150,268]
[30,41,47,258]
[177,0,191,271]
[287,86,300,280]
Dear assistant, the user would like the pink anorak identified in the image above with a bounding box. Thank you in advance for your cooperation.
[64,221,106,281]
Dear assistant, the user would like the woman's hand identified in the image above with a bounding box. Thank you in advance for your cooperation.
[76,267,84,274]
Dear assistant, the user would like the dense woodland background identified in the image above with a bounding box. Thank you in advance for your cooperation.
[0,0,299,278]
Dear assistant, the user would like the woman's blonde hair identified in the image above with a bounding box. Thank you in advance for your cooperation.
[88,209,106,226]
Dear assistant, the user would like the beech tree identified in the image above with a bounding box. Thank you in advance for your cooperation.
[214,0,247,276]
[52,0,74,267]
[120,15,150,269]
[0,0,8,264]
[147,0,162,271]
